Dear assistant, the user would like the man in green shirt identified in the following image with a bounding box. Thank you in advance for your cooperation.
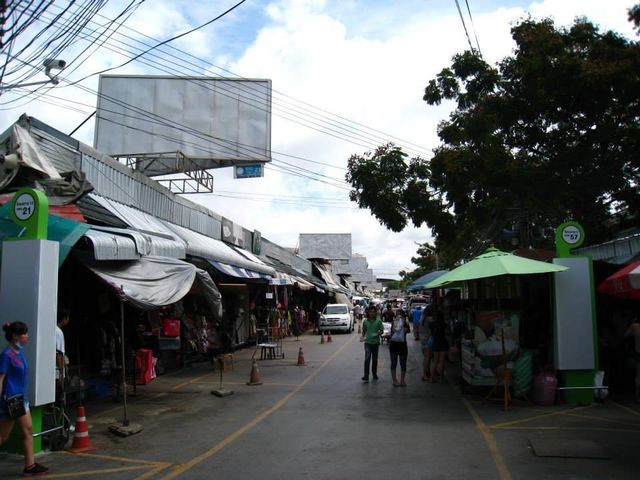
[361,305,384,382]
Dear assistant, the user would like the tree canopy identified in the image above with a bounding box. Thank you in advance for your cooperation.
[347,13,640,266]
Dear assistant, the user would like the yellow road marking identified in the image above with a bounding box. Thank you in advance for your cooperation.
[489,405,591,429]
[192,380,298,387]
[135,463,173,480]
[460,396,512,480]
[492,425,640,433]
[613,401,640,418]
[58,451,164,465]
[171,372,214,391]
[556,411,640,428]
[45,465,152,478]
[92,371,215,420]
[161,335,357,479]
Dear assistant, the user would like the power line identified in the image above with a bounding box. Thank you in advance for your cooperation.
[55,80,354,189]
[453,0,477,55]
[464,0,482,56]
[6,1,433,159]
[64,0,247,88]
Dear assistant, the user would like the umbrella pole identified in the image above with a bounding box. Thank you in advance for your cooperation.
[108,287,143,437]
[119,295,129,426]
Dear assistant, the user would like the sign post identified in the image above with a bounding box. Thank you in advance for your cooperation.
[0,188,58,453]
[553,221,598,405]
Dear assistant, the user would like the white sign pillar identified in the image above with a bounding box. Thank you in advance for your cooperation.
[0,240,58,406]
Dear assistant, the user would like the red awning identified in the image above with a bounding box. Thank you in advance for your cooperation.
[0,194,86,223]
[597,260,640,300]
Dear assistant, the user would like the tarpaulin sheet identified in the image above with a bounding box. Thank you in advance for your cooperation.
[82,255,206,310]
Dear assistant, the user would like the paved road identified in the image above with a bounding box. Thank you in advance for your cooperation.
[1,331,639,479]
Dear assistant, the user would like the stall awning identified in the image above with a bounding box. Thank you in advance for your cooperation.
[164,222,275,277]
[208,260,272,280]
[313,261,349,294]
[84,228,139,260]
[88,194,186,259]
[0,194,86,222]
[261,256,317,290]
[0,203,89,266]
[80,254,222,312]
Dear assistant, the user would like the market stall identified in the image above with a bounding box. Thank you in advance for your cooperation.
[425,248,568,407]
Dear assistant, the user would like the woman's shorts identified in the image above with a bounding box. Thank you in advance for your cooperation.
[0,400,30,421]
[389,341,408,356]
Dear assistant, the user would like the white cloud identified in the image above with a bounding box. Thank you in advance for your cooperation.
[0,0,636,280]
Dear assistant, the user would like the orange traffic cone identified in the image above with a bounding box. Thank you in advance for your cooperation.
[246,358,263,386]
[320,331,325,344]
[296,347,306,366]
[327,330,332,343]
[67,405,96,453]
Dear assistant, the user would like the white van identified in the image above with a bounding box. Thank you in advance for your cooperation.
[319,304,354,333]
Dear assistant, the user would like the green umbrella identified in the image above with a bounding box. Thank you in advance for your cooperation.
[424,247,569,288]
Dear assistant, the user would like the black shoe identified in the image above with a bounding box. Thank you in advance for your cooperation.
[361,376,369,383]
[373,375,379,380]
[23,463,48,477]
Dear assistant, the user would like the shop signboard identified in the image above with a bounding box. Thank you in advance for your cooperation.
[234,164,264,179]
[252,230,262,255]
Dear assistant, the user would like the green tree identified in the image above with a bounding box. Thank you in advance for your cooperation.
[347,15,640,262]
[630,4,640,32]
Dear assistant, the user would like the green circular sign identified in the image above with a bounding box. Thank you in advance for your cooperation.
[13,192,36,221]
[561,224,582,245]
[9,188,49,240]
[555,221,585,257]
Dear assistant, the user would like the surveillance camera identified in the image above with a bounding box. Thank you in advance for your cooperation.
[42,58,66,70]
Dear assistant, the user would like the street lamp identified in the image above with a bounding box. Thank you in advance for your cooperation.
[415,242,440,270]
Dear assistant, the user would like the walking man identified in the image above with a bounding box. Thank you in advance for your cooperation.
[361,305,383,382]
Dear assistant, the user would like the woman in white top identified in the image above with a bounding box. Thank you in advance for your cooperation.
[389,310,411,386]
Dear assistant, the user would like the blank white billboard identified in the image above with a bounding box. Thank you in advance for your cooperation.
[299,233,352,260]
[94,75,271,175]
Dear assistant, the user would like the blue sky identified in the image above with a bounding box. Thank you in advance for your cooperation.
[1,0,637,279]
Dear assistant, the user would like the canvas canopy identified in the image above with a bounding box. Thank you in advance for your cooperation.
[425,248,568,289]
[81,254,222,313]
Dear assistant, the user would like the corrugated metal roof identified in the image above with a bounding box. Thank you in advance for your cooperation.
[80,150,222,238]
[76,195,128,227]
[575,232,640,264]
[163,221,275,276]
[88,194,187,259]
[84,229,139,260]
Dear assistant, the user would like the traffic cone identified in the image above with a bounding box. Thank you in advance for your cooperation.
[327,330,332,343]
[296,347,306,366]
[246,358,262,386]
[320,331,325,344]
[67,405,96,453]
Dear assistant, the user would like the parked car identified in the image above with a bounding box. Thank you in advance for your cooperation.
[319,304,353,333]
